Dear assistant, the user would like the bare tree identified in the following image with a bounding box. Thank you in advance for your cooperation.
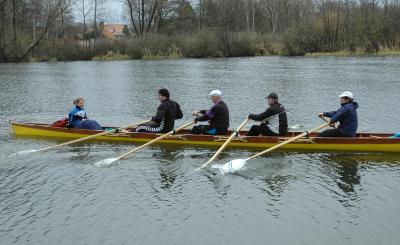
[17,0,76,61]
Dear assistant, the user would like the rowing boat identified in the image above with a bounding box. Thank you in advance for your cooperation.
[10,122,400,152]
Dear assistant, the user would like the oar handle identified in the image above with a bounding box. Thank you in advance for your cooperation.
[117,121,196,160]
[202,118,250,167]
[40,120,150,152]
[319,116,335,128]
[246,122,329,161]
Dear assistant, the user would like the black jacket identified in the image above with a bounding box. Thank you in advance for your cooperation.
[196,100,229,131]
[152,99,183,133]
[249,102,288,135]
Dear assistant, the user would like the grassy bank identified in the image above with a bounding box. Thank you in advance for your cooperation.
[305,49,400,57]
[18,31,400,63]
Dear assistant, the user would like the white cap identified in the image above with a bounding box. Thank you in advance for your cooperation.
[209,90,222,97]
[339,91,353,99]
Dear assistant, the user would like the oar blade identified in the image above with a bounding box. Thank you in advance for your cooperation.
[94,157,119,167]
[211,159,247,175]
[9,149,39,157]
[289,124,303,130]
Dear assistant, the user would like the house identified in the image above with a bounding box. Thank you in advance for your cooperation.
[99,22,128,40]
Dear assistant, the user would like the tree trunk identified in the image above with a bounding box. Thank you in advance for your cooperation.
[93,0,97,46]
[334,0,341,48]
[12,0,17,56]
[140,0,145,35]
[127,0,139,36]
[83,0,87,50]
[0,2,5,61]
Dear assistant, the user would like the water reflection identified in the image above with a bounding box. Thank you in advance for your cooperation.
[151,147,182,190]
[321,154,361,194]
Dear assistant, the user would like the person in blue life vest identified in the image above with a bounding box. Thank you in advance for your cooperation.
[68,98,102,130]
[318,91,359,137]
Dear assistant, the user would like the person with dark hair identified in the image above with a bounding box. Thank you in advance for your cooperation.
[191,90,229,135]
[318,91,359,137]
[68,98,102,130]
[247,92,288,136]
[135,88,183,133]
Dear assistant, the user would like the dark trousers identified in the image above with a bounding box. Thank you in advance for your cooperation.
[191,125,227,135]
[75,120,102,130]
[318,128,351,137]
[247,123,278,136]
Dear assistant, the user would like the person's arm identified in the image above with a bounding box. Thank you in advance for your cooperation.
[152,104,167,123]
[175,102,183,119]
[68,111,74,124]
[195,112,210,122]
[330,107,348,123]
[248,107,277,121]
[195,107,218,122]
[74,109,86,119]
[323,111,337,118]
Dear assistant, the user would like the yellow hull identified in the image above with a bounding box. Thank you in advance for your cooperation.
[11,122,400,152]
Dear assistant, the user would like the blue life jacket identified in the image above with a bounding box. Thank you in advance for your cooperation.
[390,132,400,138]
[68,105,87,128]
[323,102,359,137]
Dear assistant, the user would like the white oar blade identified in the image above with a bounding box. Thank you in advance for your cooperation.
[211,159,247,175]
[94,158,119,167]
[289,124,303,130]
[9,149,39,157]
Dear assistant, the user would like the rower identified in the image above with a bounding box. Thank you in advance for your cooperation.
[191,90,229,135]
[135,88,183,133]
[317,91,359,137]
[247,92,288,136]
[68,98,102,130]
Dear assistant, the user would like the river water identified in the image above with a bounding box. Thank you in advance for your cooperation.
[0,57,400,245]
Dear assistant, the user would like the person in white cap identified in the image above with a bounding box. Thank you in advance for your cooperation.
[317,91,359,137]
[191,90,230,135]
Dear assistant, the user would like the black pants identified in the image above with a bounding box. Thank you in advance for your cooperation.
[247,123,279,136]
[191,125,227,135]
[318,128,351,137]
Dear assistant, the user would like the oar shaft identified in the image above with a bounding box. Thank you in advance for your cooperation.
[203,118,250,166]
[246,122,329,160]
[40,120,150,152]
[117,121,196,160]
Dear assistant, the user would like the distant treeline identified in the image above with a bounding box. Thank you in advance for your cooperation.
[1,0,400,62]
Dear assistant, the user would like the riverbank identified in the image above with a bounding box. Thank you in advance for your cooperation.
[305,49,400,57]
[26,50,400,63]
[2,30,400,63]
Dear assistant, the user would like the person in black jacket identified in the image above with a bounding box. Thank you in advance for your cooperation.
[191,90,229,135]
[247,92,288,136]
[135,88,183,133]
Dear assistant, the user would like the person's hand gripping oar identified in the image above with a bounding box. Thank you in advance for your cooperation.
[94,121,197,167]
[9,120,150,157]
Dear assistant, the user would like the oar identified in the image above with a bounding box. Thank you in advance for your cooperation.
[10,120,150,157]
[212,122,330,174]
[319,115,335,128]
[198,118,250,170]
[94,121,196,167]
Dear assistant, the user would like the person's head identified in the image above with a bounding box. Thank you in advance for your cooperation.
[73,98,84,108]
[266,92,278,106]
[339,91,354,104]
[158,88,170,102]
[209,90,222,103]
